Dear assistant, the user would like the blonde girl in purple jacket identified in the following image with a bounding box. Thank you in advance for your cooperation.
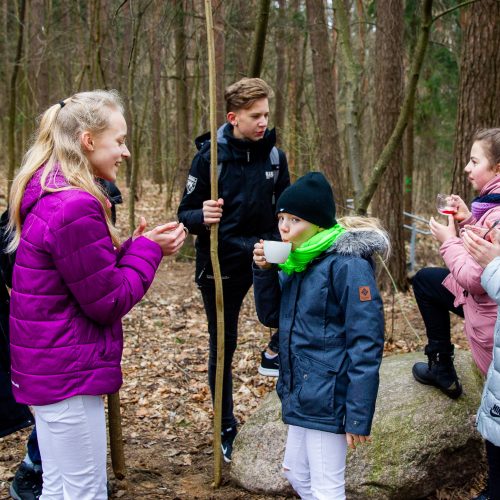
[412,128,500,400]
[7,90,186,499]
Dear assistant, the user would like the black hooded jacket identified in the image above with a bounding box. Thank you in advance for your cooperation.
[178,123,290,280]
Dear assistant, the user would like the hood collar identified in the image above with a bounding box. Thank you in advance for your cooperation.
[327,228,389,259]
[480,175,500,196]
[195,123,276,163]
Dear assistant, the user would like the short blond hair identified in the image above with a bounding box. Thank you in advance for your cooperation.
[224,78,274,113]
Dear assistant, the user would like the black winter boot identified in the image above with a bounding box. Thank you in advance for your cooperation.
[412,350,462,399]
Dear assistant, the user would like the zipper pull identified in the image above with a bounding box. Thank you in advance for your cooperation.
[247,150,250,162]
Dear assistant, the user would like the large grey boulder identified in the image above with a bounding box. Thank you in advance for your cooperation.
[231,350,485,499]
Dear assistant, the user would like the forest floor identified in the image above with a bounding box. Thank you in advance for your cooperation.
[0,180,487,499]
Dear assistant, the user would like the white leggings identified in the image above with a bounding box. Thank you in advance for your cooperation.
[33,395,108,500]
[283,425,347,500]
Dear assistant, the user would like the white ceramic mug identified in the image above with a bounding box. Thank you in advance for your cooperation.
[263,240,292,264]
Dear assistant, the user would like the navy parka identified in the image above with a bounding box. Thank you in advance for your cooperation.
[177,123,290,280]
[253,230,386,436]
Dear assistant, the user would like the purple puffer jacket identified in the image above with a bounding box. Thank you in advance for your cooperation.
[10,168,163,405]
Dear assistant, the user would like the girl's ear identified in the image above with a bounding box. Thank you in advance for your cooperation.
[81,131,94,152]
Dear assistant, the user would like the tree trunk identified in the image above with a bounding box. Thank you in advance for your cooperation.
[333,0,363,200]
[305,0,345,207]
[286,0,305,180]
[212,0,225,126]
[372,0,406,291]
[355,0,433,215]
[7,0,26,197]
[451,0,500,200]
[404,100,415,215]
[174,0,190,197]
[248,0,271,77]
[30,0,50,111]
[149,0,163,188]
[127,1,150,232]
[274,0,287,142]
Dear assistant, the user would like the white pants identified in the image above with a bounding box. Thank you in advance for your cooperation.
[33,395,108,500]
[283,425,347,500]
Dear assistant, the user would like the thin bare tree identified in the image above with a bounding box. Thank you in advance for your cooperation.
[305,0,345,205]
[451,0,500,200]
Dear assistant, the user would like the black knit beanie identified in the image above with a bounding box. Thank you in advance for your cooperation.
[276,172,336,228]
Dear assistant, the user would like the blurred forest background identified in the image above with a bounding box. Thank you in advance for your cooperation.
[0,0,499,290]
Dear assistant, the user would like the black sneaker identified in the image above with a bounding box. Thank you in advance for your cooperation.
[9,462,43,500]
[221,426,237,463]
[258,350,279,377]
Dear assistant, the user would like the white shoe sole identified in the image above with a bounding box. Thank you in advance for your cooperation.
[9,484,23,500]
[221,445,232,463]
[258,366,279,377]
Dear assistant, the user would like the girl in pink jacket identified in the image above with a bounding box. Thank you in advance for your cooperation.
[8,90,186,499]
[412,128,500,399]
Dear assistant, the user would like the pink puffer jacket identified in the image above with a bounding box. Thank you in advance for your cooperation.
[440,176,500,374]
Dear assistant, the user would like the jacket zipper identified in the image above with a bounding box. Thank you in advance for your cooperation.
[247,150,250,162]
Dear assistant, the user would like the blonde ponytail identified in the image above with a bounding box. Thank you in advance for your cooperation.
[8,90,124,252]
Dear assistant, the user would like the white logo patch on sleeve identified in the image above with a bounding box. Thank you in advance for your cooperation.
[186,175,198,194]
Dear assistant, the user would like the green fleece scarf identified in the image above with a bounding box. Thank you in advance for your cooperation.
[278,223,346,275]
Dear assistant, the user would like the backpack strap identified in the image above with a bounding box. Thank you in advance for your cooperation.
[270,147,281,204]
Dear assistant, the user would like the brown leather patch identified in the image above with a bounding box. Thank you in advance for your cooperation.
[359,286,372,301]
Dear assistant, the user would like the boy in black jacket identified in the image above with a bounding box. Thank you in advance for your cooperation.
[177,78,290,462]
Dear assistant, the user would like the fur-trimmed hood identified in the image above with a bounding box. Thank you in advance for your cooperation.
[330,228,390,260]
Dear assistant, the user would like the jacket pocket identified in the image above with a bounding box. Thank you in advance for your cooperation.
[296,354,343,419]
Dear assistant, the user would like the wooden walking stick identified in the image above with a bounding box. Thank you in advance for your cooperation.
[108,391,126,479]
[204,0,225,488]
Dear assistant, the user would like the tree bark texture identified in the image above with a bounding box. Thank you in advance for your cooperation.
[273,0,287,142]
[7,0,26,197]
[372,0,406,291]
[451,0,500,201]
[204,0,225,487]
[305,0,345,207]
[212,0,226,126]
[333,0,363,200]
[355,0,433,215]
[248,0,271,77]
[286,0,305,180]
[149,0,163,187]
[174,0,191,197]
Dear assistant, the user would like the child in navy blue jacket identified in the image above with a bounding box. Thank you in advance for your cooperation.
[253,172,388,499]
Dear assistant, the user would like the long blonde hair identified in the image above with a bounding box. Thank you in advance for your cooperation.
[8,90,124,252]
[338,215,391,260]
